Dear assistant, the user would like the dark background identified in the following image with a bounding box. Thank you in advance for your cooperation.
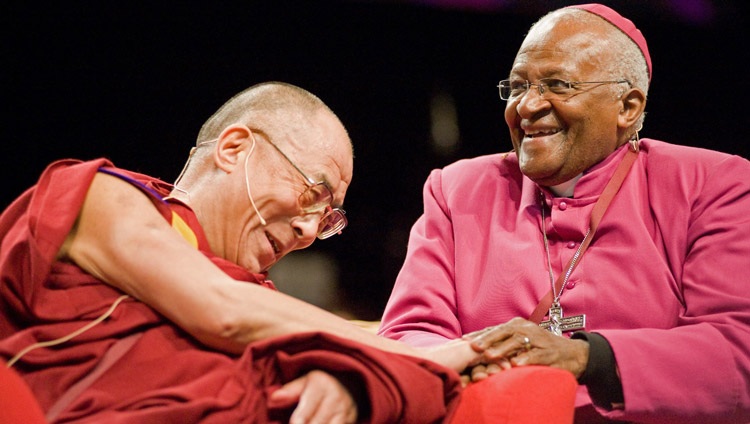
[4,0,748,319]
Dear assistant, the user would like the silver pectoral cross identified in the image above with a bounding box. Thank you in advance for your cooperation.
[539,301,586,336]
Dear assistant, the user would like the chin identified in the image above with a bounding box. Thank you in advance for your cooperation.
[519,164,560,186]
[519,157,545,178]
[239,256,264,274]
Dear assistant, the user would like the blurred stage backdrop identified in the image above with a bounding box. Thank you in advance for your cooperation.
[5,0,748,319]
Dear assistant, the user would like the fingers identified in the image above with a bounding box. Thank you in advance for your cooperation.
[461,360,509,384]
[470,364,489,381]
[461,317,586,385]
[484,332,537,361]
[461,318,591,378]
[420,338,488,372]
[471,362,505,381]
[287,371,357,424]
[267,376,304,409]
[466,318,543,361]
[466,317,535,351]
[464,318,565,366]
[521,336,532,352]
[485,362,504,375]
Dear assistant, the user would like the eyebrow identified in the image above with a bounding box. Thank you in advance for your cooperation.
[509,65,572,78]
[253,128,343,207]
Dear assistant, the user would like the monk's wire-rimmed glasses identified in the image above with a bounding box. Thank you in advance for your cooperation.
[248,130,347,239]
[193,130,347,240]
[498,78,631,101]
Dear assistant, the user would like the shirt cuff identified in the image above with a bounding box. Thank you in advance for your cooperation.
[571,331,624,409]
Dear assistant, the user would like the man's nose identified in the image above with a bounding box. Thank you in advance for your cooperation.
[291,214,320,246]
[515,85,550,118]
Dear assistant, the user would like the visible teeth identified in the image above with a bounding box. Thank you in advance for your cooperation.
[266,232,280,254]
[527,129,558,137]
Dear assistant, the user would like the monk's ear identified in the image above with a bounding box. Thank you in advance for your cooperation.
[213,125,253,173]
[617,87,646,130]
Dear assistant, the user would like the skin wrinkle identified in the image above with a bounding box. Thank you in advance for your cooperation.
[264,110,352,209]
[452,6,647,388]
[506,17,631,187]
[21,82,501,424]
[179,104,353,274]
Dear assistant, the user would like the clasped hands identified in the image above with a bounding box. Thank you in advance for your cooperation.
[459,317,589,385]
[264,317,590,423]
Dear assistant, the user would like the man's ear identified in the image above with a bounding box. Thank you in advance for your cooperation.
[617,88,647,129]
[213,124,253,173]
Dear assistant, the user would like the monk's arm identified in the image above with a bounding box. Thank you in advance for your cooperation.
[58,173,478,370]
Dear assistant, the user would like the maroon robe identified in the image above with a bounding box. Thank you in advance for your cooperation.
[0,159,462,423]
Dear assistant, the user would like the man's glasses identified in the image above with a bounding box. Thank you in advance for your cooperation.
[251,131,348,240]
[498,78,630,101]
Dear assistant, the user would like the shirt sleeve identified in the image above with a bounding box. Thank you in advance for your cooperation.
[596,154,750,422]
[378,169,462,346]
[571,331,623,409]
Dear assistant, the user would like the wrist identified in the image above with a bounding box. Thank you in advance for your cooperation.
[570,338,590,379]
[571,331,624,408]
[420,338,480,372]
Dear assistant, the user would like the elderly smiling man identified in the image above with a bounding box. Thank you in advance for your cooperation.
[0,82,504,423]
[379,4,750,423]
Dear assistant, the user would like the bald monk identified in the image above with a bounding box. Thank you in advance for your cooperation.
[1,82,494,423]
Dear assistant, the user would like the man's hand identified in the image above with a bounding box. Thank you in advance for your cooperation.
[463,317,589,381]
[418,337,486,372]
[267,370,358,424]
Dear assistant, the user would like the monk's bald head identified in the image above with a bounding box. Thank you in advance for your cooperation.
[197,82,346,147]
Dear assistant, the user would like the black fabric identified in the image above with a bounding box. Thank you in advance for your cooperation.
[571,331,624,408]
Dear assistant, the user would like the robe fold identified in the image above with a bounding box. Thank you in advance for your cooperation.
[0,158,462,423]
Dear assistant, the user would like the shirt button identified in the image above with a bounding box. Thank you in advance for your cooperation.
[559,201,568,211]
[567,241,576,249]
[565,281,578,290]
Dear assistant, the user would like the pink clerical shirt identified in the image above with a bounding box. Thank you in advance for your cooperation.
[379,139,750,423]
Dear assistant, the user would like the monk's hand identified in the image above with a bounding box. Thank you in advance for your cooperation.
[418,337,486,373]
[463,317,589,379]
[460,361,506,386]
[268,370,357,424]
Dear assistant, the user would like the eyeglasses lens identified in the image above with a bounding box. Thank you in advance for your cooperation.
[299,183,333,213]
[298,183,347,239]
[318,208,347,239]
